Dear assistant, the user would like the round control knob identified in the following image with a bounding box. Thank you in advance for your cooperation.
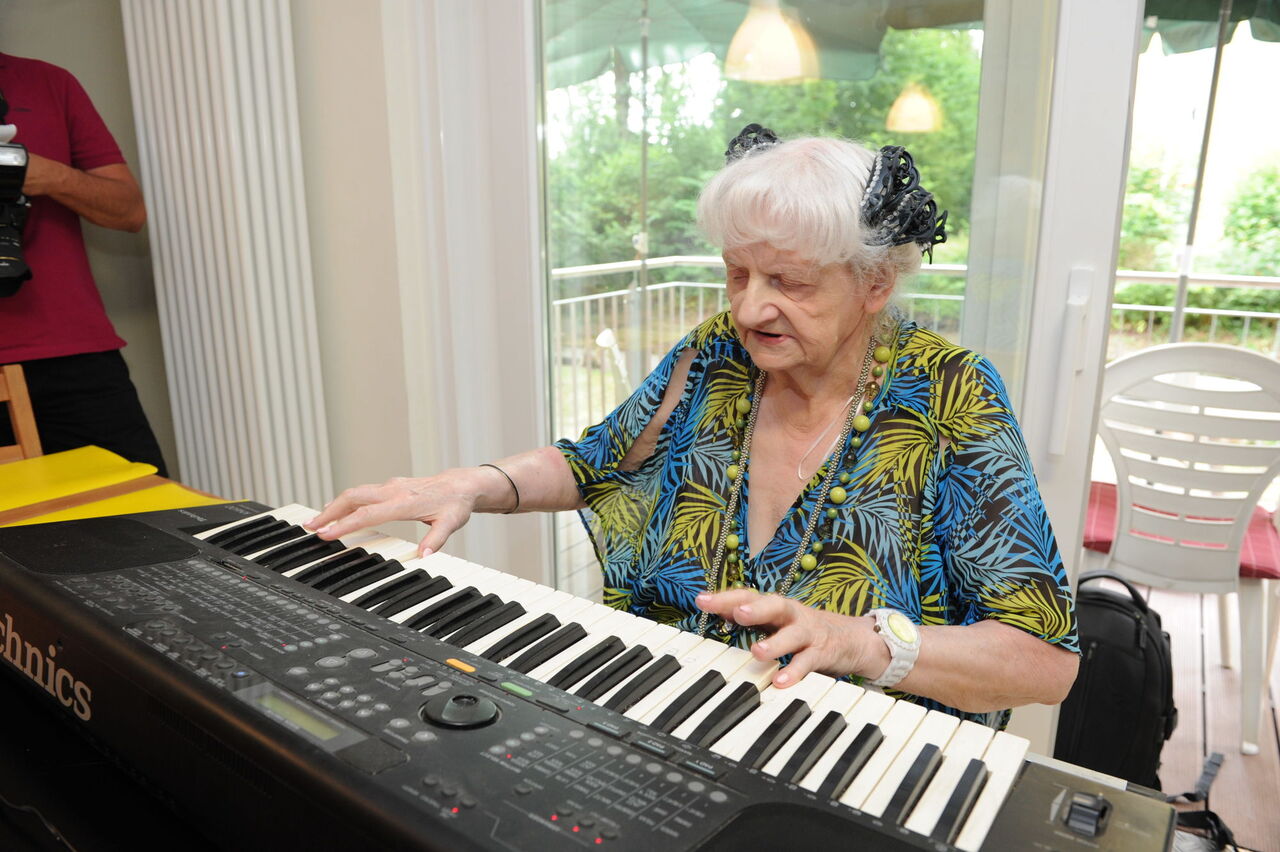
[420,693,500,729]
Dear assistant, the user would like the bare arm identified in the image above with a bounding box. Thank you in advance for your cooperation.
[307,445,582,556]
[619,348,695,470]
[697,590,1079,712]
[22,156,146,232]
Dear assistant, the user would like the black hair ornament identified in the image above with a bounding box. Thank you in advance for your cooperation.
[724,123,780,163]
[860,145,948,261]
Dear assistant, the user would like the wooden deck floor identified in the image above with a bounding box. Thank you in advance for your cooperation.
[1150,587,1279,852]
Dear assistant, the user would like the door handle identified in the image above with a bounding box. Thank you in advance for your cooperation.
[1047,266,1092,457]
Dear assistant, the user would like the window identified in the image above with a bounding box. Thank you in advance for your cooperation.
[1111,14,1280,361]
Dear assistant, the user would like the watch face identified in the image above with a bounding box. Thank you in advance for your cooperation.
[887,611,918,643]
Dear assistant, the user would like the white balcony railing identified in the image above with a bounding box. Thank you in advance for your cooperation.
[549,258,1280,441]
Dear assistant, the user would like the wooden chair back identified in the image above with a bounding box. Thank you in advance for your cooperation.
[0,364,43,462]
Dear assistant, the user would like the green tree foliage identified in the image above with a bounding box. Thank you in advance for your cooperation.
[546,27,982,290]
[1220,164,1280,277]
[1117,163,1184,271]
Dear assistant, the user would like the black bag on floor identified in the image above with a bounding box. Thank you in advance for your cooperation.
[1053,570,1178,790]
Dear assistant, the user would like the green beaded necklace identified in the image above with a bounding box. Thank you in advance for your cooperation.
[697,339,893,638]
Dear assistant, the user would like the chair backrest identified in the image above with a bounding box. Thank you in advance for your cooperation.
[1096,343,1280,594]
[0,364,43,462]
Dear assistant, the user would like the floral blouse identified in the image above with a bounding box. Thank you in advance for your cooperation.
[556,311,1078,727]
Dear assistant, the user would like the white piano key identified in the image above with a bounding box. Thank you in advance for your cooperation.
[953,730,1030,852]
[903,720,995,838]
[830,699,927,806]
[798,689,896,793]
[228,507,322,558]
[464,592,593,657]
[512,604,627,675]
[525,609,659,683]
[761,680,865,778]
[335,556,432,603]
[859,709,959,818]
[458,588,568,648]
[625,640,741,724]
[668,647,778,741]
[418,551,511,590]
[592,630,703,708]
[709,672,835,762]
[386,577,479,624]
[194,503,314,540]
[278,529,386,577]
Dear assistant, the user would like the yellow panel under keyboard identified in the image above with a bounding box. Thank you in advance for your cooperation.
[4,482,233,527]
[0,446,157,513]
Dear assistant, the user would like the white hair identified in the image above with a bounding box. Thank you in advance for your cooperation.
[697,136,923,280]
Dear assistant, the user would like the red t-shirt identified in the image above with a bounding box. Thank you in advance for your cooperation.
[0,52,128,362]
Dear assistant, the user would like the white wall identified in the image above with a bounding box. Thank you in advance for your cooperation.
[0,0,177,476]
[290,0,416,504]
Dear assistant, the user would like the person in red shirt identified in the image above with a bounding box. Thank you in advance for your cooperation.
[0,52,167,475]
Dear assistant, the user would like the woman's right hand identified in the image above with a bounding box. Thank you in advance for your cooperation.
[305,468,499,556]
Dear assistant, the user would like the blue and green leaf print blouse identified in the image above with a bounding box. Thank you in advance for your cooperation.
[556,311,1078,727]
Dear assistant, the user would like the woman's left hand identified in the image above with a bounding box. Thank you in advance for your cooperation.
[695,589,888,689]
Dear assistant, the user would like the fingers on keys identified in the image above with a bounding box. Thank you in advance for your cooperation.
[306,484,388,535]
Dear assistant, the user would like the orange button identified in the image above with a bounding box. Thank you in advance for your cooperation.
[445,658,476,673]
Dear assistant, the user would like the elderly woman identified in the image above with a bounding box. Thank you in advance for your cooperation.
[309,125,1078,728]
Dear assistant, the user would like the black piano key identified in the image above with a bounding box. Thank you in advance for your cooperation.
[324,560,403,597]
[884,743,943,825]
[603,654,681,713]
[352,569,431,609]
[293,548,371,586]
[506,623,589,674]
[204,515,278,548]
[224,523,309,558]
[547,637,625,690]
[445,600,526,649]
[211,518,292,552]
[777,710,847,784]
[392,585,477,624]
[575,645,653,702]
[257,535,347,573]
[424,594,503,638]
[651,671,727,734]
[481,614,561,663]
[816,723,885,800]
[741,698,812,770]
[688,682,762,749]
[931,758,990,845]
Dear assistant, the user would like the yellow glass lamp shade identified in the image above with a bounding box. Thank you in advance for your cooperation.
[725,0,820,84]
[886,83,942,133]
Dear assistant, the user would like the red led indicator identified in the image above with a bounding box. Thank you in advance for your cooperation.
[595,839,603,845]
[572,826,580,833]
[505,754,512,759]
[451,807,459,814]
[550,814,558,822]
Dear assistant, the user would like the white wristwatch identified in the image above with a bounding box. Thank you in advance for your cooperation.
[867,608,921,689]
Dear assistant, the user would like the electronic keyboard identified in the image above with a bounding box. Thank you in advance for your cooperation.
[0,502,1175,851]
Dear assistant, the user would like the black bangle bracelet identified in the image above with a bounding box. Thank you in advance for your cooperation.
[479,463,520,514]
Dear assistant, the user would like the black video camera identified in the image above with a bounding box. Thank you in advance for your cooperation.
[0,89,33,297]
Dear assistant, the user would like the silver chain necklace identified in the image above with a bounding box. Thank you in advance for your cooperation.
[697,342,878,637]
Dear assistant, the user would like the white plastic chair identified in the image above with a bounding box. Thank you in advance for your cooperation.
[1089,343,1280,754]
